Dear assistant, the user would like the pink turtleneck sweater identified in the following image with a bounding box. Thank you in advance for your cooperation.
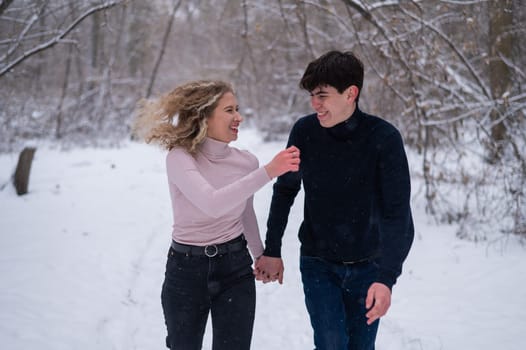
[166,137,271,257]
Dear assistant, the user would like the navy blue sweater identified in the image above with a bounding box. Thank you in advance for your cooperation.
[263,108,414,289]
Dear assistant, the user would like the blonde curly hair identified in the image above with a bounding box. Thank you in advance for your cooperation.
[133,80,234,154]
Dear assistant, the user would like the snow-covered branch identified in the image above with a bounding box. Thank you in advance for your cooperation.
[0,0,14,16]
[397,5,492,100]
[0,0,124,78]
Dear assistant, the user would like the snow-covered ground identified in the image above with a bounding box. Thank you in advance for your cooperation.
[1,128,525,350]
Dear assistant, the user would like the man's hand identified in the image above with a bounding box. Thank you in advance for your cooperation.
[365,282,391,325]
[254,256,284,284]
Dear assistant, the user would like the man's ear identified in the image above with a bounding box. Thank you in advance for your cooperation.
[346,85,359,103]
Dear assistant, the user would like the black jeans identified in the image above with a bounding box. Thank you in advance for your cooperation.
[161,237,255,350]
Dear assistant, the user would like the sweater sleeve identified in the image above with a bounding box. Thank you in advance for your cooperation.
[241,195,264,258]
[166,149,271,218]
[375,130,415,289]
[263,122,302,257]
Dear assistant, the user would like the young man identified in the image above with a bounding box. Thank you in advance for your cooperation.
[255,51,414,350]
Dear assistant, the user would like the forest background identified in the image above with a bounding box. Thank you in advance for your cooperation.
[1,0,525,240]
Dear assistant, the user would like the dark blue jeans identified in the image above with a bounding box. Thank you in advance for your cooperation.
[161,239,255,350]
[300,255,380,350]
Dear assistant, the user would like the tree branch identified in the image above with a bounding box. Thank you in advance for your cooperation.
[0,0,123,78]
[0,0,14,17]
[398,5,492,100]
[146,0,182,98]
[0,14,38,62]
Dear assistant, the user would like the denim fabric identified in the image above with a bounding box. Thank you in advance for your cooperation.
[161,241,255,350]
[300,256,380,350]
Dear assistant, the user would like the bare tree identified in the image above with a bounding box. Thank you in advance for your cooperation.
[0,0,124,77]
[146,0,182,98]
[1,0,524,237]
[0,0,14,17]
[487,0,513,162]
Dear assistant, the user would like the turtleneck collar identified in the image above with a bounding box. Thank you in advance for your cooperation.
[326,107,365,141]
[200,137,231,159]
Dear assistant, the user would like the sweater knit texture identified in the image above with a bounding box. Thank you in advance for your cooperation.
[166,137,270,257]
[264,108,414,289]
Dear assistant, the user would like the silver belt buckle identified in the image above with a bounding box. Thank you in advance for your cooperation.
[204,244,218,257]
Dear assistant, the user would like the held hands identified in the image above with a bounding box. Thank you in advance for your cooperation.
[264,146,300,179]
[254,256,391,323]
[254,259,391,323]
[254,256,284,284]
[365,282,391,325]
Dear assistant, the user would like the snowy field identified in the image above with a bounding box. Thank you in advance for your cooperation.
[1,128,525,350]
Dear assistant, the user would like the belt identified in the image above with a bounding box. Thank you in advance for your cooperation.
[323,255,377,266]
[170,234,246,257]
[342,256,373,265]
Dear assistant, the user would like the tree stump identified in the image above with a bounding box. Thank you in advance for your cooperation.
[13,147,36,195]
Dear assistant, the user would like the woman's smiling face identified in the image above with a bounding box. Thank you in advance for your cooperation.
[206,92,243,143]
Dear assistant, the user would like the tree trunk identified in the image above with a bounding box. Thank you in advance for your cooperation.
[56,43,73,139]
[0,0,14,16]
[13,147,37,195]
[488,0,513,162]
[146,0,182,98]
[91,11,101,70]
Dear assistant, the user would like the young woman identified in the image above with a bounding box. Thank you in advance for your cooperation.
[133,80,300,350]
